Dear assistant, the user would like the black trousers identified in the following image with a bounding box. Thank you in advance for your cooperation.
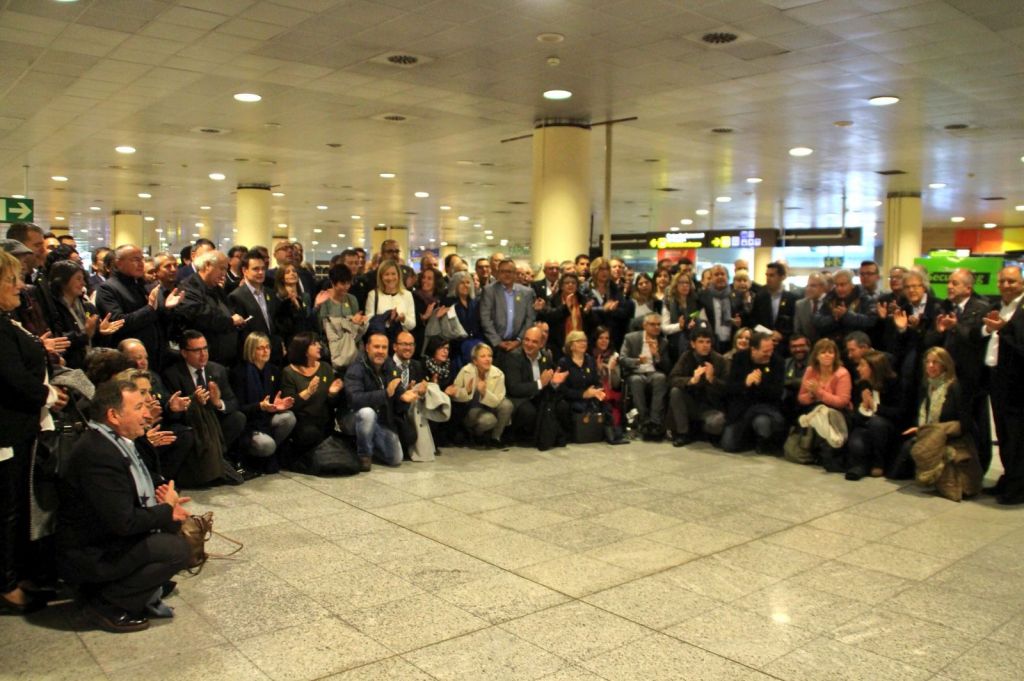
[74,532,190,614]
[511,396,570,444]
[992,399,1024,495]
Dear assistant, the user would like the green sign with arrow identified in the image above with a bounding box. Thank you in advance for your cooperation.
[0,197,33,222]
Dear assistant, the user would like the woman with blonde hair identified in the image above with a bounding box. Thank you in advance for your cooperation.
[558,330,627,444]
[452,343,513,449]
[586,256,633,348]
[365,259,416,341]
[230,332,296,471]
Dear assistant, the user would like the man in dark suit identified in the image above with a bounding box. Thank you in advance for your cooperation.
[982,265,1024,505]
[504,326,569,444]
[174,239,214,284]
[390,330,427,456]
[882,270,942,400]
[721,331,786,454]
[224,245,247,295]
[480,259,536,367]
[87,246,111,294]
[814,268,878,347]
[96,245,182,366]
[228,253,282,363]
[174,251,245,367]
[620,314,672,439]
[924,268,994,471]
[162,330,247,485]
[748,262,798,349]
[532,260,561,302]
[57,379,191,633]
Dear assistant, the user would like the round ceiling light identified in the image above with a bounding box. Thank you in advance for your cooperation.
[984,222,997,229]
[272,192,285,197]
[928,182,946,189]
[950,216,965,223]
[51,175,68,182]
[414,191,430,198]
[200,205,211,210]
[695,209,710,216]
[208,172,226,181]
[543,89,572,100]
[316,205,328,210]
[440,205,452,211]
[715,196,732,203]
[351,215,361,220]
[746,177,763,184]
[115,145,136,154]
[137,192,151,199]
[145,217,155,222]
[233,93,262,102]
[458,215,470,221]
[1016,205,1024,211]
[680,218,693,225]
[89,206,101,211]
[788,147,813,157]
[868,95,900,106]
[379,172,395,178]
[536,32,564,43]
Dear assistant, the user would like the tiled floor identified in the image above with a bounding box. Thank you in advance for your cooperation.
[3,440,1024,680]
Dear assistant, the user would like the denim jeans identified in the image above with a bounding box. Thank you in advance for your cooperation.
[355,407,402,465]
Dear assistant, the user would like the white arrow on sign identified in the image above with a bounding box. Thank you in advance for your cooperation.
[9,201,31,219]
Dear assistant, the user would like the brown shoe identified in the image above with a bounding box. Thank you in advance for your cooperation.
[359,456,372,472]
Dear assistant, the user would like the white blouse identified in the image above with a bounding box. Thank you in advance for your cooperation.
[365,289,416,331]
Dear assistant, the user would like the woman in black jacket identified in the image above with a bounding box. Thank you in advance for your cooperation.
[38,260,123,369]
[230,333,296,472]
[845,350,903,481]
[541,273,592,361]
[557,330,626,445]
[0,250,67,614]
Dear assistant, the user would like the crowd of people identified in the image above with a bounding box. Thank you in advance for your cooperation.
[1,220,1022,634]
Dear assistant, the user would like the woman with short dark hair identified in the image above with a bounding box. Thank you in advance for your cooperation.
[39,260,123,369]
[280,332,344,459]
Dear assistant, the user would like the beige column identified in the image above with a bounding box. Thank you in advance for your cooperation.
[752,247,773,284]
[882,192,922,273]
[531,121,591,267]
[236,184,272,248]
[112,210,143,249]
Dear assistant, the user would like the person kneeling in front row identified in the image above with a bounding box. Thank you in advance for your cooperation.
[57,379,191,633]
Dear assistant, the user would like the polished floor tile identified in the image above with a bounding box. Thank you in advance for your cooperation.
[3,438,1022,680]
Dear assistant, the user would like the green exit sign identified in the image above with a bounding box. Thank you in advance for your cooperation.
[0,197,34,222]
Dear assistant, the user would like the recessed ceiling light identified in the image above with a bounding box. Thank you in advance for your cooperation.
[499,239,508,246]
[458,215,470,221]
[870,200,883,207]
[331,244,338,248]
[474,223,482,228]
[950,216,965,223]
[200,205,211,210]
[789,147,813,157]
[377,223,385,227]
[483,229,493,234]
[278,223,287,228]
[715,196,732,203]
[272,191,285,197]
[311,241,319,246]
[338,234,346,238]
[145,217,155,222]
[313,228,322,233]
[350,215,361,220]
[379,172,395,178]
[695,209,710,216]
[11,194,24,199]
[543,89,572,100]
[414,191,430,198]
[670,226,680,232]
[486,234,494,240]
[208,172,226,181]
[746,177,763,184]
[440,205,452,211]
[536,32,564,43]
[115,145,136,154]
[194,222,203,227]
[868,95,900,106]
[316,205,328,210]
[984,222,997,229]
[233,93,262,103]
[440,241,448,246]
[1016,205,1024,211]
[89,206,101,211]
[51,175,68,182]
[137,192,151,198]
[428,238,436,243]
[54,215,65,221]
[680,218,693,225]
[929,182,946,189]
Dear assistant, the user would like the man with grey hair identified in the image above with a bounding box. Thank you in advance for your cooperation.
[813,268,877,346]
[97,245,182,365]
[793,272,825,344]
[620,313,672,439]
[174,250,245,366]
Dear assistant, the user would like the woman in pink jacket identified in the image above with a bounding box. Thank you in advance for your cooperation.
[797,338,852,471]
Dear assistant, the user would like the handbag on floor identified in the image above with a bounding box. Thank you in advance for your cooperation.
[179,511,244,574]
[572,408,605,444]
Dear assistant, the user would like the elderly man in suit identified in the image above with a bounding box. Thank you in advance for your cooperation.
[57,379,191,633]
[793,273,825,346]
[504,326,569,445]
[175,250,246,367]
[697,265,737,354]
[532,260,561,301]
[228,253,283,364]
[480,258,536,368]
[620,313,672,439]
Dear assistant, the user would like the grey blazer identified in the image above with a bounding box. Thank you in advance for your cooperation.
[619,330,672,376]
[479,282,536,347]
[793,297,820,344]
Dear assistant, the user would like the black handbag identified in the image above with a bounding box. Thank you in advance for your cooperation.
[572,407,605,444]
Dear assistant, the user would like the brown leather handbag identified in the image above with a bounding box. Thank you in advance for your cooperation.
[179,511,243,574]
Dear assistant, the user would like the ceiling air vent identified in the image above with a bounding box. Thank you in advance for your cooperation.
[945,123,969,130]
[702,32,738,44]
[657,187,681,192]
[711,127,734,134]
[982,196,1005,201]
[372,112,413,122]
[876,169,906,176]
[369,52,433,68]
[507,200,527,205]
[189,126,231,135]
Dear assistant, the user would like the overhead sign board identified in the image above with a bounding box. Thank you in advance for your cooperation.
[611,227,862,250]
[0,197,33,223]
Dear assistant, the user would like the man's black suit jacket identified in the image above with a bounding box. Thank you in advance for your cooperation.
[228,283,283,361]
[95,271,162,355]
[748,289,798,338]
[503,347,555,406]
[57,428,178,582]
[924,294,992,397]
[163,360,240,415]
[174,274,239,367]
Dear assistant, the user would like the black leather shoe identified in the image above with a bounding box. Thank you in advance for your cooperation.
[672,434,693,448]
[85,602,149,633]
[845,466,866,481]
[997,492,1024,506]
[238,466,261,481]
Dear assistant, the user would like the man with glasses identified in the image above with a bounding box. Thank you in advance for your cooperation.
[533,260,561,300]
[982,266,1024,504]
[162,330,248,485]
[479,258,537,368]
